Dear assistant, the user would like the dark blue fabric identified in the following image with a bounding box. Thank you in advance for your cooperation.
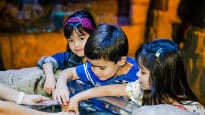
[52,52,83,70]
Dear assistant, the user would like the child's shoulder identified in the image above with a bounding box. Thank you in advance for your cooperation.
[52,51,71,56]
[52,51,82,63]
[53,51,81,59]
[126,56,138,68]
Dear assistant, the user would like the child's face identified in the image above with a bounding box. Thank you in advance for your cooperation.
[68,29,89,57]
[137,63,151,90]
[87,58,122,81]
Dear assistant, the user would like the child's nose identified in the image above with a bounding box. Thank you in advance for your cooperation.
[136,71,140,78]
[74,41,80,47]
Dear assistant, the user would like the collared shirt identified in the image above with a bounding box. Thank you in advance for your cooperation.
[75,57,139,87]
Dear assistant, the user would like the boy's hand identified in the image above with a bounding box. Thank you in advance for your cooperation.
[61,96,80,115]
[52,84,70,105]
[43,77,56,94]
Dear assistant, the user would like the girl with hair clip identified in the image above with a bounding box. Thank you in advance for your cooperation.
[37,10,96,95]
[66,39,205,115]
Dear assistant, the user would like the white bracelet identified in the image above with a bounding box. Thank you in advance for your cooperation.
[16,92,25,104]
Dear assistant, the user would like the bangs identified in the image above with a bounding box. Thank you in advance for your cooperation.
[138,54,153,71]
[64,22,88,38]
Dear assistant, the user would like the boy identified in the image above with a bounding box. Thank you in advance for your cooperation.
[53,24,139,107]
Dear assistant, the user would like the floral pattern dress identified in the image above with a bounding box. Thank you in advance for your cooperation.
[125,80,205,115]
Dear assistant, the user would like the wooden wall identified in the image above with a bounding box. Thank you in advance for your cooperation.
[0,32,67,69]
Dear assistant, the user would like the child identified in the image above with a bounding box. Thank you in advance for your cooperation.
[37,10,96,94]
[53,24,139,106]
[66,39,205,115]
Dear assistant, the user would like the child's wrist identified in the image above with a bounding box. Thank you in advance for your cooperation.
[74,93,84,102]
[45,77,56,83]
[56,81,66,88]
[16,92,25,104]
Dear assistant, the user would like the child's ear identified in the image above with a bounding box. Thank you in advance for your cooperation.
[117,56,127,66]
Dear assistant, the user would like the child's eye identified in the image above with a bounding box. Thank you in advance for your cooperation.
[141,71,146,75]
[139,69,146,75]
[99,67,105,70]
[80,37,85,40]
[68,39,73,42]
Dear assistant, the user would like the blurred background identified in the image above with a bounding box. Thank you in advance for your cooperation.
[0,0,204,105]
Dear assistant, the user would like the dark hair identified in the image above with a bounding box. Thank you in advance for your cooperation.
[85,24,128,63]
[135,39,199,105]
[63,10,96,51]
[64,10,96,39]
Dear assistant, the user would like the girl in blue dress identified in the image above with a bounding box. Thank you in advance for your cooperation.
[37,10,96,94]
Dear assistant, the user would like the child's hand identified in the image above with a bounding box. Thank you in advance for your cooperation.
[22,94,50,105]
[52,84,70,105]
[61,96,80,115]
[43,77,56,94]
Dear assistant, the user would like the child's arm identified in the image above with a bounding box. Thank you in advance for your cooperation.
[0,100,71,115]
[42,63,56,94]
[66,84,127,113]
[53,67,79,105]
[38,52,71,95]
[0,83,49,105]
[0,83,20,103]
[0,100,47,115]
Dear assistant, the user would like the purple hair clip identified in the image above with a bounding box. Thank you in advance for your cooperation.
[64,17,94,30]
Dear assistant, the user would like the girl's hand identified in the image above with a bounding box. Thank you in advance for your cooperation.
[43,77,56,94]
[52,84,70,105]
[22,94,50,105]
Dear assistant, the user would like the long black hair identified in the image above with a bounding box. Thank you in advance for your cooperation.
[136,39,199,105]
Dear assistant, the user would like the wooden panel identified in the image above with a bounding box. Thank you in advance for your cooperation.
[0,32,67,69]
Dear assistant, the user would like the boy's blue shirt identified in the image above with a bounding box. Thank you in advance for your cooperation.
[75,56,138,86]
[74,56,138,113]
